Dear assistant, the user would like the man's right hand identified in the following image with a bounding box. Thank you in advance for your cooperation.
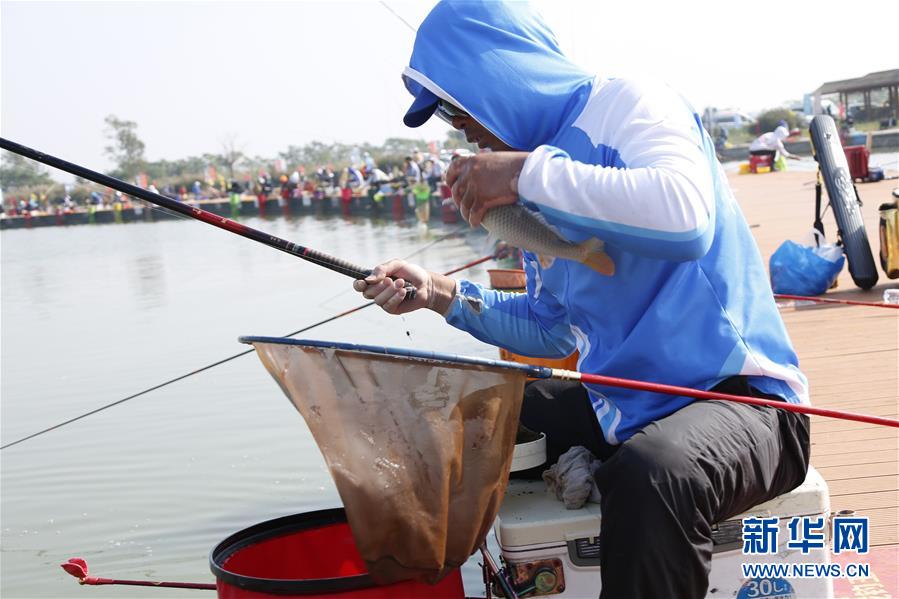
[353,259,456,315]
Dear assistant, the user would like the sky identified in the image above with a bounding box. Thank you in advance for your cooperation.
[2,0,897,179]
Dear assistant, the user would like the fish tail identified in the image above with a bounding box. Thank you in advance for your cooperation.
[578,238,615,276]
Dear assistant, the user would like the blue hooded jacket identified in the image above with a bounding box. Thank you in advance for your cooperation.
[405,0,808,444]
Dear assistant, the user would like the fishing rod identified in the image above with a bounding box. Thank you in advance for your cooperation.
[550,368,899,428]
[774,293,899,309]
[0,253,497,451]
[244,340,899,429]
[0,137,412,292]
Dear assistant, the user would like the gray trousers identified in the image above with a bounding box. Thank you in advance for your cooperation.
[519,377,810,599]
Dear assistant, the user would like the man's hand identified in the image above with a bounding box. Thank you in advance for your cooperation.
[446,152,529,227]
[353,259,456,315]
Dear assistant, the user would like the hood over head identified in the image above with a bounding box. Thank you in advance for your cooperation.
[773,125,790,140]
[402,0,594,151]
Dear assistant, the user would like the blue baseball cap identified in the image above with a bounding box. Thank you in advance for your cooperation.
[403,87,439,128]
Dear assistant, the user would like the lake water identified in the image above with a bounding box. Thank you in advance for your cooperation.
[0,212,501,597]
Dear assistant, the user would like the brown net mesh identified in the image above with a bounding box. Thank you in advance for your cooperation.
[251,341,526,584]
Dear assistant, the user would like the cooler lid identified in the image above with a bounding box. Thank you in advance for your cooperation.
[495,467,829,549]
[496,479,601,548]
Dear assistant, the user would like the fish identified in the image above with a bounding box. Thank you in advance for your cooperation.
[481,204,615,276]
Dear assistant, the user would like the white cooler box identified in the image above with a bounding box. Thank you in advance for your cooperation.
[494,466,833,598]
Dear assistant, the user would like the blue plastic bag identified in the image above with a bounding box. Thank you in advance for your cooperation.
[769,237,845,296]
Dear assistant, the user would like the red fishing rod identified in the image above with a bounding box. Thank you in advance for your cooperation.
[548,368,899,428]
[238,340,899,429]
[0,137,411,292]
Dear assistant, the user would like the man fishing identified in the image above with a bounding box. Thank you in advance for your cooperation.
[353,1,810,597]
[749,119,800,170]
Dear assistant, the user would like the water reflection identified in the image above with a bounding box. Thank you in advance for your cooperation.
[1,214,494,598]
[130,255,166,308]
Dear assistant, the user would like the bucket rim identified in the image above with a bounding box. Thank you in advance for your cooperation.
[209,507,377,595]
[238,336,549,378]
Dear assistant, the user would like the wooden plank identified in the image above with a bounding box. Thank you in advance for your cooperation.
[785,310,898,327]
[857,507,899,527]
[788,321,898,335]
[811,450,899,468]
[782,310,897,324]
[801,346,898,360]
[807,381,898,401]
[786,320,897,336]
[811,416,899,434]
[732,171,899,548]
[789,318,897,335]
[811,404,899,418]
[793,334,896,352]
[869,524,899,547]
[811,437,898,456]
[808,379,899,397]
[816,462,899,480]
[791,319,896,337]
[812,384,898,398]
[810,387,898,401]
[810,428,899,443]
[800,355,897,374]
[810,424,876,436]
[827,475,899,496]
[819,399,899,411]
[830,491,898,513]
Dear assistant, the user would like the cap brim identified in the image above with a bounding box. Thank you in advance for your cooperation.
[403,87,439,128]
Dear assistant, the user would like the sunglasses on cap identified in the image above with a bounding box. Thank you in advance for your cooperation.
[435,99,469,124]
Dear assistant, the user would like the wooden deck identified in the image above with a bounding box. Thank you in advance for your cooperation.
[731,168,899,551]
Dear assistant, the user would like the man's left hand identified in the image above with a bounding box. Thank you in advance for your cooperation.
[445,152,529,227]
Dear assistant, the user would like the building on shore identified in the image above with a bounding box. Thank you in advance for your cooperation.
[812,69,899,127]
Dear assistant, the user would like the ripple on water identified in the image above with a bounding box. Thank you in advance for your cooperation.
[2,217,495,597]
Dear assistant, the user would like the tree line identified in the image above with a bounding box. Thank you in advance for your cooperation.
[1,115,477,192]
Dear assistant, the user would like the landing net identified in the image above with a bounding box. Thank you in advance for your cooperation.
[242,337,527,584]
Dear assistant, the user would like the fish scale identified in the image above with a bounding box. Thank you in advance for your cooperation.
[481,204,615,275]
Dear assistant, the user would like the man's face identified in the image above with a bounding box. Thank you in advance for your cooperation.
[450,115,513,151]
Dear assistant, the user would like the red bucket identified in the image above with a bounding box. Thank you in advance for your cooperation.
[209,508,465,599]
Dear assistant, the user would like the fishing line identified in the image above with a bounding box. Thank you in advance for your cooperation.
[379,0,417,33]
[774,293,899,309]
[0,253,496,451]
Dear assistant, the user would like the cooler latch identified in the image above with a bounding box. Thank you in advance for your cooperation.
[711,520,744,553]
[567,537,601,566]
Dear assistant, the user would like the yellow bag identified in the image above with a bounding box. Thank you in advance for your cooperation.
[879,200,899,279]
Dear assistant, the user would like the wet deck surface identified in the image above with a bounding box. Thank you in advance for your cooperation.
[732,169,899,550]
